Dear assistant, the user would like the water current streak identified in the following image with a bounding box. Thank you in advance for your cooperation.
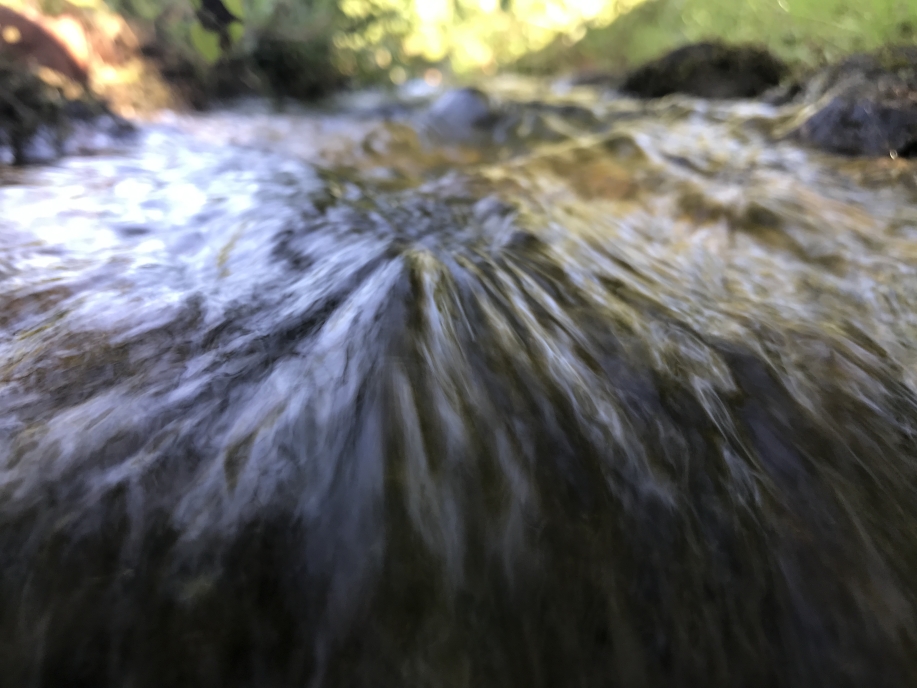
[0,95,916,687]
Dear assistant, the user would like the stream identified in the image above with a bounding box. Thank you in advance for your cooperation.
[1,79,917,687]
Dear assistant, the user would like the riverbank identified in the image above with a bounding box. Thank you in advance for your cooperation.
[0,0,344,116]
[4,36,916,166]
[4,0,917,115]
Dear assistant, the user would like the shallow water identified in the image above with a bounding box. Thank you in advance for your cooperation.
[1,82,917,687]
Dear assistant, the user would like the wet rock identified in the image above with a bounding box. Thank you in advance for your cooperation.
[421,87,501,144]
[797,96,917,157]
[620,42,788,99]
[420,89,602,150]
[791,47,917,157]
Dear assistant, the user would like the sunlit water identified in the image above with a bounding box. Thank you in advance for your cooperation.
[2,81,917,687]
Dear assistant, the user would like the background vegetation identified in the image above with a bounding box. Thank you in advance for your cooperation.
[4,0,917,103]
[520,0,917,75]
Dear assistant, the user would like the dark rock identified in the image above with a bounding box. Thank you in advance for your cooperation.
[791,47,917,157]
[620,42,788,99]
[797,97,917,157]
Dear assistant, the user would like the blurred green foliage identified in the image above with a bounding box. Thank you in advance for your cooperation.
[17,0,917,93]
[520,0,917,75]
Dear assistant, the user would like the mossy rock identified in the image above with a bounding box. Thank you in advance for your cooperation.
[620,42,788,99]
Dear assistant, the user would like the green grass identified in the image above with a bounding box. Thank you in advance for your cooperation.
[516,0,917,75]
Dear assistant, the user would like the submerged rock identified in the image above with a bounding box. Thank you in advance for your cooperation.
[420,88,605,151]
[620,42,787,99]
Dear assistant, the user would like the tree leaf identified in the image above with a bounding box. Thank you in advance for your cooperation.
[228,21,245,45]
[190,22,221,64]
[224,0,245,21]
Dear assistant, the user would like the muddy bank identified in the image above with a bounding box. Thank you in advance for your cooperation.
[0,1,346,162]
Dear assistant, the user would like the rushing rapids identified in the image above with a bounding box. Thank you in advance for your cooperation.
[1,83,917,687]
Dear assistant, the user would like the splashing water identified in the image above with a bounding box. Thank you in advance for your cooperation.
[1,86,917,687]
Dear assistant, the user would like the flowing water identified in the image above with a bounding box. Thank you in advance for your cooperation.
[2,80,917,688]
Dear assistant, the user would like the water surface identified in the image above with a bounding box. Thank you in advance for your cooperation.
[1,83,917,688]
